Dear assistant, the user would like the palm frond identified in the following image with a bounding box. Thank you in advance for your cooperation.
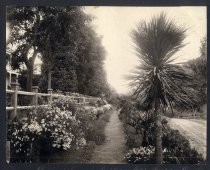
[131,13,186,68]
[129,12,197,111]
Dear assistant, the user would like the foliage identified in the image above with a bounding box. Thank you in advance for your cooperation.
[119,99,139,122]
[18,69,41,91]
[162,124,204,164]
[124,121,205,164]
[85,111,111,145]
[125,142,204,164]
[120,101,205,164]
[7,6,41,91]
[7,6,110,96]
[36,7,90,91]
[76,29,110,97]
[7,96,111,162]
[185,37,207,107]
[34,7,110,97]
[130,12,199,163]
[8,106,79,162]
[130,13,197,111]
[7,6,109,96]
[125,146,155,163]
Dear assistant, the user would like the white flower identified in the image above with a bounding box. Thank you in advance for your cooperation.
[22,123,28,129]
[28,121,42,132]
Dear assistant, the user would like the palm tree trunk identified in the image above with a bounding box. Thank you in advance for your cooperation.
[154,97,163,164]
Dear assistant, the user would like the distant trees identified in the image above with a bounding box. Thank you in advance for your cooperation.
[7,6,110,97]
[185,37,207,107]
[76,27,109,97]
[130,13,197,164]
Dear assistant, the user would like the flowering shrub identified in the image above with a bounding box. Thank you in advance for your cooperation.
[125,146,155,163]
[8,106,79,162]
[7,96,111,162]
[83,104,112,120]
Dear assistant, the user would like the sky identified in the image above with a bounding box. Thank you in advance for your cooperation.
[84,6,207,94]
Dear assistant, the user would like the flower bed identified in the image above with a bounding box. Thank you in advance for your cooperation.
[7,96,112,163]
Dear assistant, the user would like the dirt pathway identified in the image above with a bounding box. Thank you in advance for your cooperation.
[168,118,207,159]
[89,108,127,164]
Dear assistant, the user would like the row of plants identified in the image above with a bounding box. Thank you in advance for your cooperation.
[119,99,205,164]
[48,102,112,163]
[7,96,112,163]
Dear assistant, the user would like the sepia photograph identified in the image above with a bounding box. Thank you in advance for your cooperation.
[6,6,207,164]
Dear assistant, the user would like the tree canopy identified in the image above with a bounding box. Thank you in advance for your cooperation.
[7,6,110,97]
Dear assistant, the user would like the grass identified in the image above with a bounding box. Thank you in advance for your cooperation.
[86,110,112,145]
[49,141,96,163]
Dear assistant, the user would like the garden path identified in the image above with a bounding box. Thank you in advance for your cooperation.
[168,118,207,159]
[89,108,127,163]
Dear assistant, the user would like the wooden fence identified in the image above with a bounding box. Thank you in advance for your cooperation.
[6,82,100,120]
[6,82,101,163]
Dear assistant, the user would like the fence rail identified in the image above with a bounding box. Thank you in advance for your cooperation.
[6,83,101,120]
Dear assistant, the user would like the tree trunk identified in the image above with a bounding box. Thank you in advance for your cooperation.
[154,98,163,164]
[47,46,53,90]
[26,48,38,92]
[48,69,52,89]
[27,66,33,92]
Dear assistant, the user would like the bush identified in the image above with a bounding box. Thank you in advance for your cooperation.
[85,111,111,145]
[88,100,98,107]
[120,100,205,164]
[125,146,155,163]
[7,96,112,163]
[8,104,84,162]
[97,99,107,107]
[123,119,205,164]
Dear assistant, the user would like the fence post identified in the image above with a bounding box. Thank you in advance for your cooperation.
[6,141,10,163]
[32,86,39,107]
[7,82,19,163]
[48,89,53,104]
[10,82,19,120]
[82,97,86,106]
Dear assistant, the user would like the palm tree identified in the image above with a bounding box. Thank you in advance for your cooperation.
[130,13,197,164]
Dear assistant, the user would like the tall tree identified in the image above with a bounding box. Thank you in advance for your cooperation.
[39,11,110,97]
[8,6,110,97]
[7,6,91,92]
[76,26,109,97]
[130,13,197,164]
[37,7,89,90]
[7,6,41,91]
[38,7,92,92]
